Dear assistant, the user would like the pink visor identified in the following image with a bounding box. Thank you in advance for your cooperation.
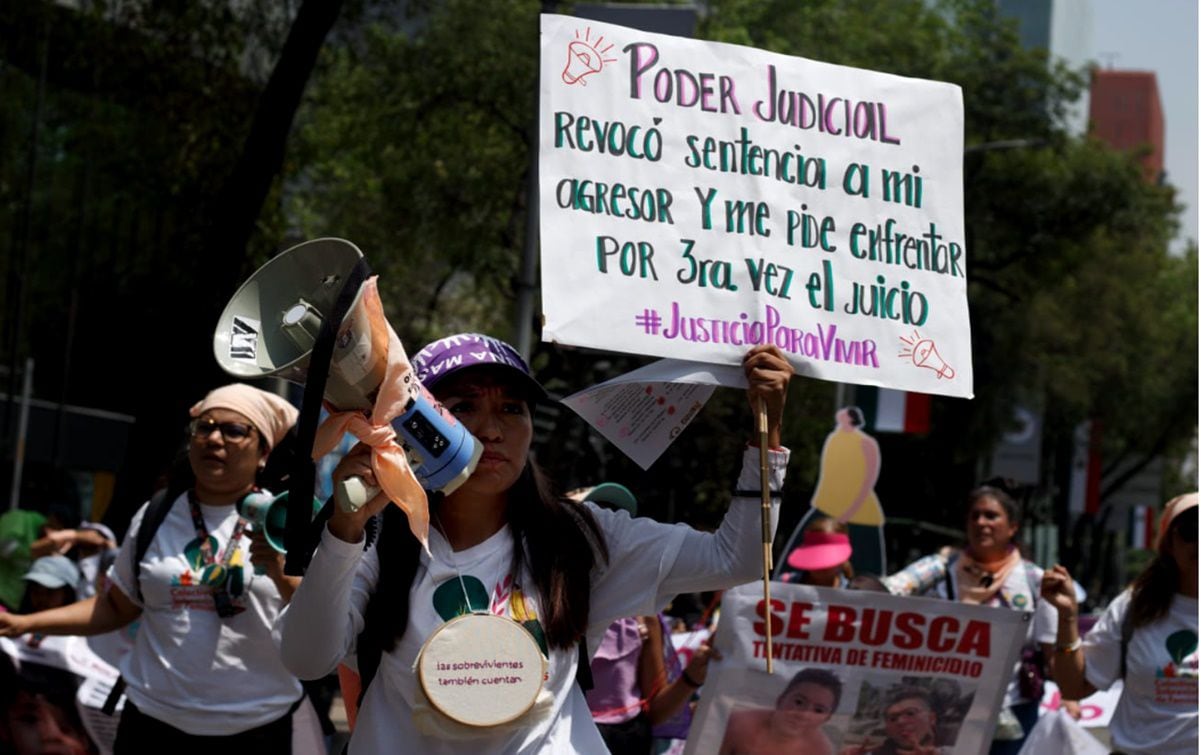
[787,531,852,572]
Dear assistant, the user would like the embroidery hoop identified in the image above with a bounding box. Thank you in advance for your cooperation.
[416,612,547,727]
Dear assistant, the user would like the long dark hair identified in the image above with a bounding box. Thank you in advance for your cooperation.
[1129,505,1196,629]
[360,460,609,657]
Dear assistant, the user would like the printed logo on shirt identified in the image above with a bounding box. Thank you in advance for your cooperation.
[169,539,249,613]
[432,575,550,657]
[433,575,490,620]
[508,584,549,657]
[1153,629,1198,706]
[184,535,220,572]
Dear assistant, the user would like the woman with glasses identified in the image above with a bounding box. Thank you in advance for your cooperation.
[1042,493,1198,755]
[0,384,317,752]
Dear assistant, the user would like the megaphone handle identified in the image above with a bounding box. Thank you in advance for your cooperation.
[335,476,379,513]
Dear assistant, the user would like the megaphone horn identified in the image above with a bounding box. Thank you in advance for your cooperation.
[213,238,481,504]
[237,491,322,553]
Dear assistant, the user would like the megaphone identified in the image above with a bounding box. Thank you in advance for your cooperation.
[237,490,322,553]
[213,238,481,508]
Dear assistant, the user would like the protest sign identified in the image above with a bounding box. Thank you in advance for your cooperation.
[1040,680,1122,729]
[671,626,714,670]
[2,634,122,754]
[685,583,1027,755]
[540,15,971,398]
[1018,709,1107,755]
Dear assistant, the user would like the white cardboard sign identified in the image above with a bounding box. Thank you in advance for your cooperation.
[540,15,972,398]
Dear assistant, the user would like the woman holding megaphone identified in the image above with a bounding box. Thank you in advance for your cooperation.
[0,384,323,752]
[279,333,795,753]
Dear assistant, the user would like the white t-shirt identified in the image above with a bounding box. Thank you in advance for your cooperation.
[1083,590,1198,755]
[890,554,1056,706]
[279,447,788,754]
[108,493,302,735]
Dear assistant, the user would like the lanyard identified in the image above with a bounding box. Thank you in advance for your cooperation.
[187,490,250,617]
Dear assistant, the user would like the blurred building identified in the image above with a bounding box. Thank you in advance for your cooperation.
[1088,69,1165,183]
[997,0,1094,135]
[989,3,1169,602]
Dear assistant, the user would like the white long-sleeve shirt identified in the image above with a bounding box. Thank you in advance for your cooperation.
[277,447,787,753]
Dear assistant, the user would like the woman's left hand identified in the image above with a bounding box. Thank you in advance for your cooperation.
[683,641,723,686]
[248,530,283,577]
[1040,565,1079,616]
[249,530,302,602]
[742,345,794,448]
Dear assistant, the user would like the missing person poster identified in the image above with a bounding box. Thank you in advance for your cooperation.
[686,583,1028,755]
[539,15,971,398]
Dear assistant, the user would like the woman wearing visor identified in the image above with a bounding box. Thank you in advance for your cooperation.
[279,334,795,753]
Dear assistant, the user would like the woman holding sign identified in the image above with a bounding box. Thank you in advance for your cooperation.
[883,485,1056,755]
[278,334,794,753]
[1042,493,1198,755]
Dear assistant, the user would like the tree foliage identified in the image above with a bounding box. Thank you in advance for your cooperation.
[701,0,1195,534]
[0,0,344,523]
[285,0,542,342]
[0,0,1193,570]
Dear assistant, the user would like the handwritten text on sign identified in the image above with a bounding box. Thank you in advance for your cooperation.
[540,15,971,398]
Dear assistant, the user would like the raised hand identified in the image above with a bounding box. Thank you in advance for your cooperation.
[742,345,794,448]
[1040,564,1079,615]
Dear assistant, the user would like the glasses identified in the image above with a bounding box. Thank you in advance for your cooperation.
[189,417,257,443]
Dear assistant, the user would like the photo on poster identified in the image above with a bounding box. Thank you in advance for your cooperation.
[840,675,976,754]
[714,667,857,755]
[0,651,99,755]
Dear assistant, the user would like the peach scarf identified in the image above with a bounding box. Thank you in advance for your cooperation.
[954,547,1021,605]
[311,277,430,550]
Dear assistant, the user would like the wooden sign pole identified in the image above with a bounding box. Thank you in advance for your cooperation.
[757,398,774,674]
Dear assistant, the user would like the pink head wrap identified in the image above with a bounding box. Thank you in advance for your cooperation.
[189,384,298,451]
[1158,493,1198,552]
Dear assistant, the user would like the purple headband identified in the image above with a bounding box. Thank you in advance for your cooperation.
[412,333,547,401]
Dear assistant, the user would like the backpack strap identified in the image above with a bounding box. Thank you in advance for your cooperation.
[942,553,958,601]
[103,485,178,716]
[133,487,179,604]
[1021,561,1041,605]
[1119,602,1134,679]
[100,677,126,716]
[352,513,388,709]
[355,626,384,710]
